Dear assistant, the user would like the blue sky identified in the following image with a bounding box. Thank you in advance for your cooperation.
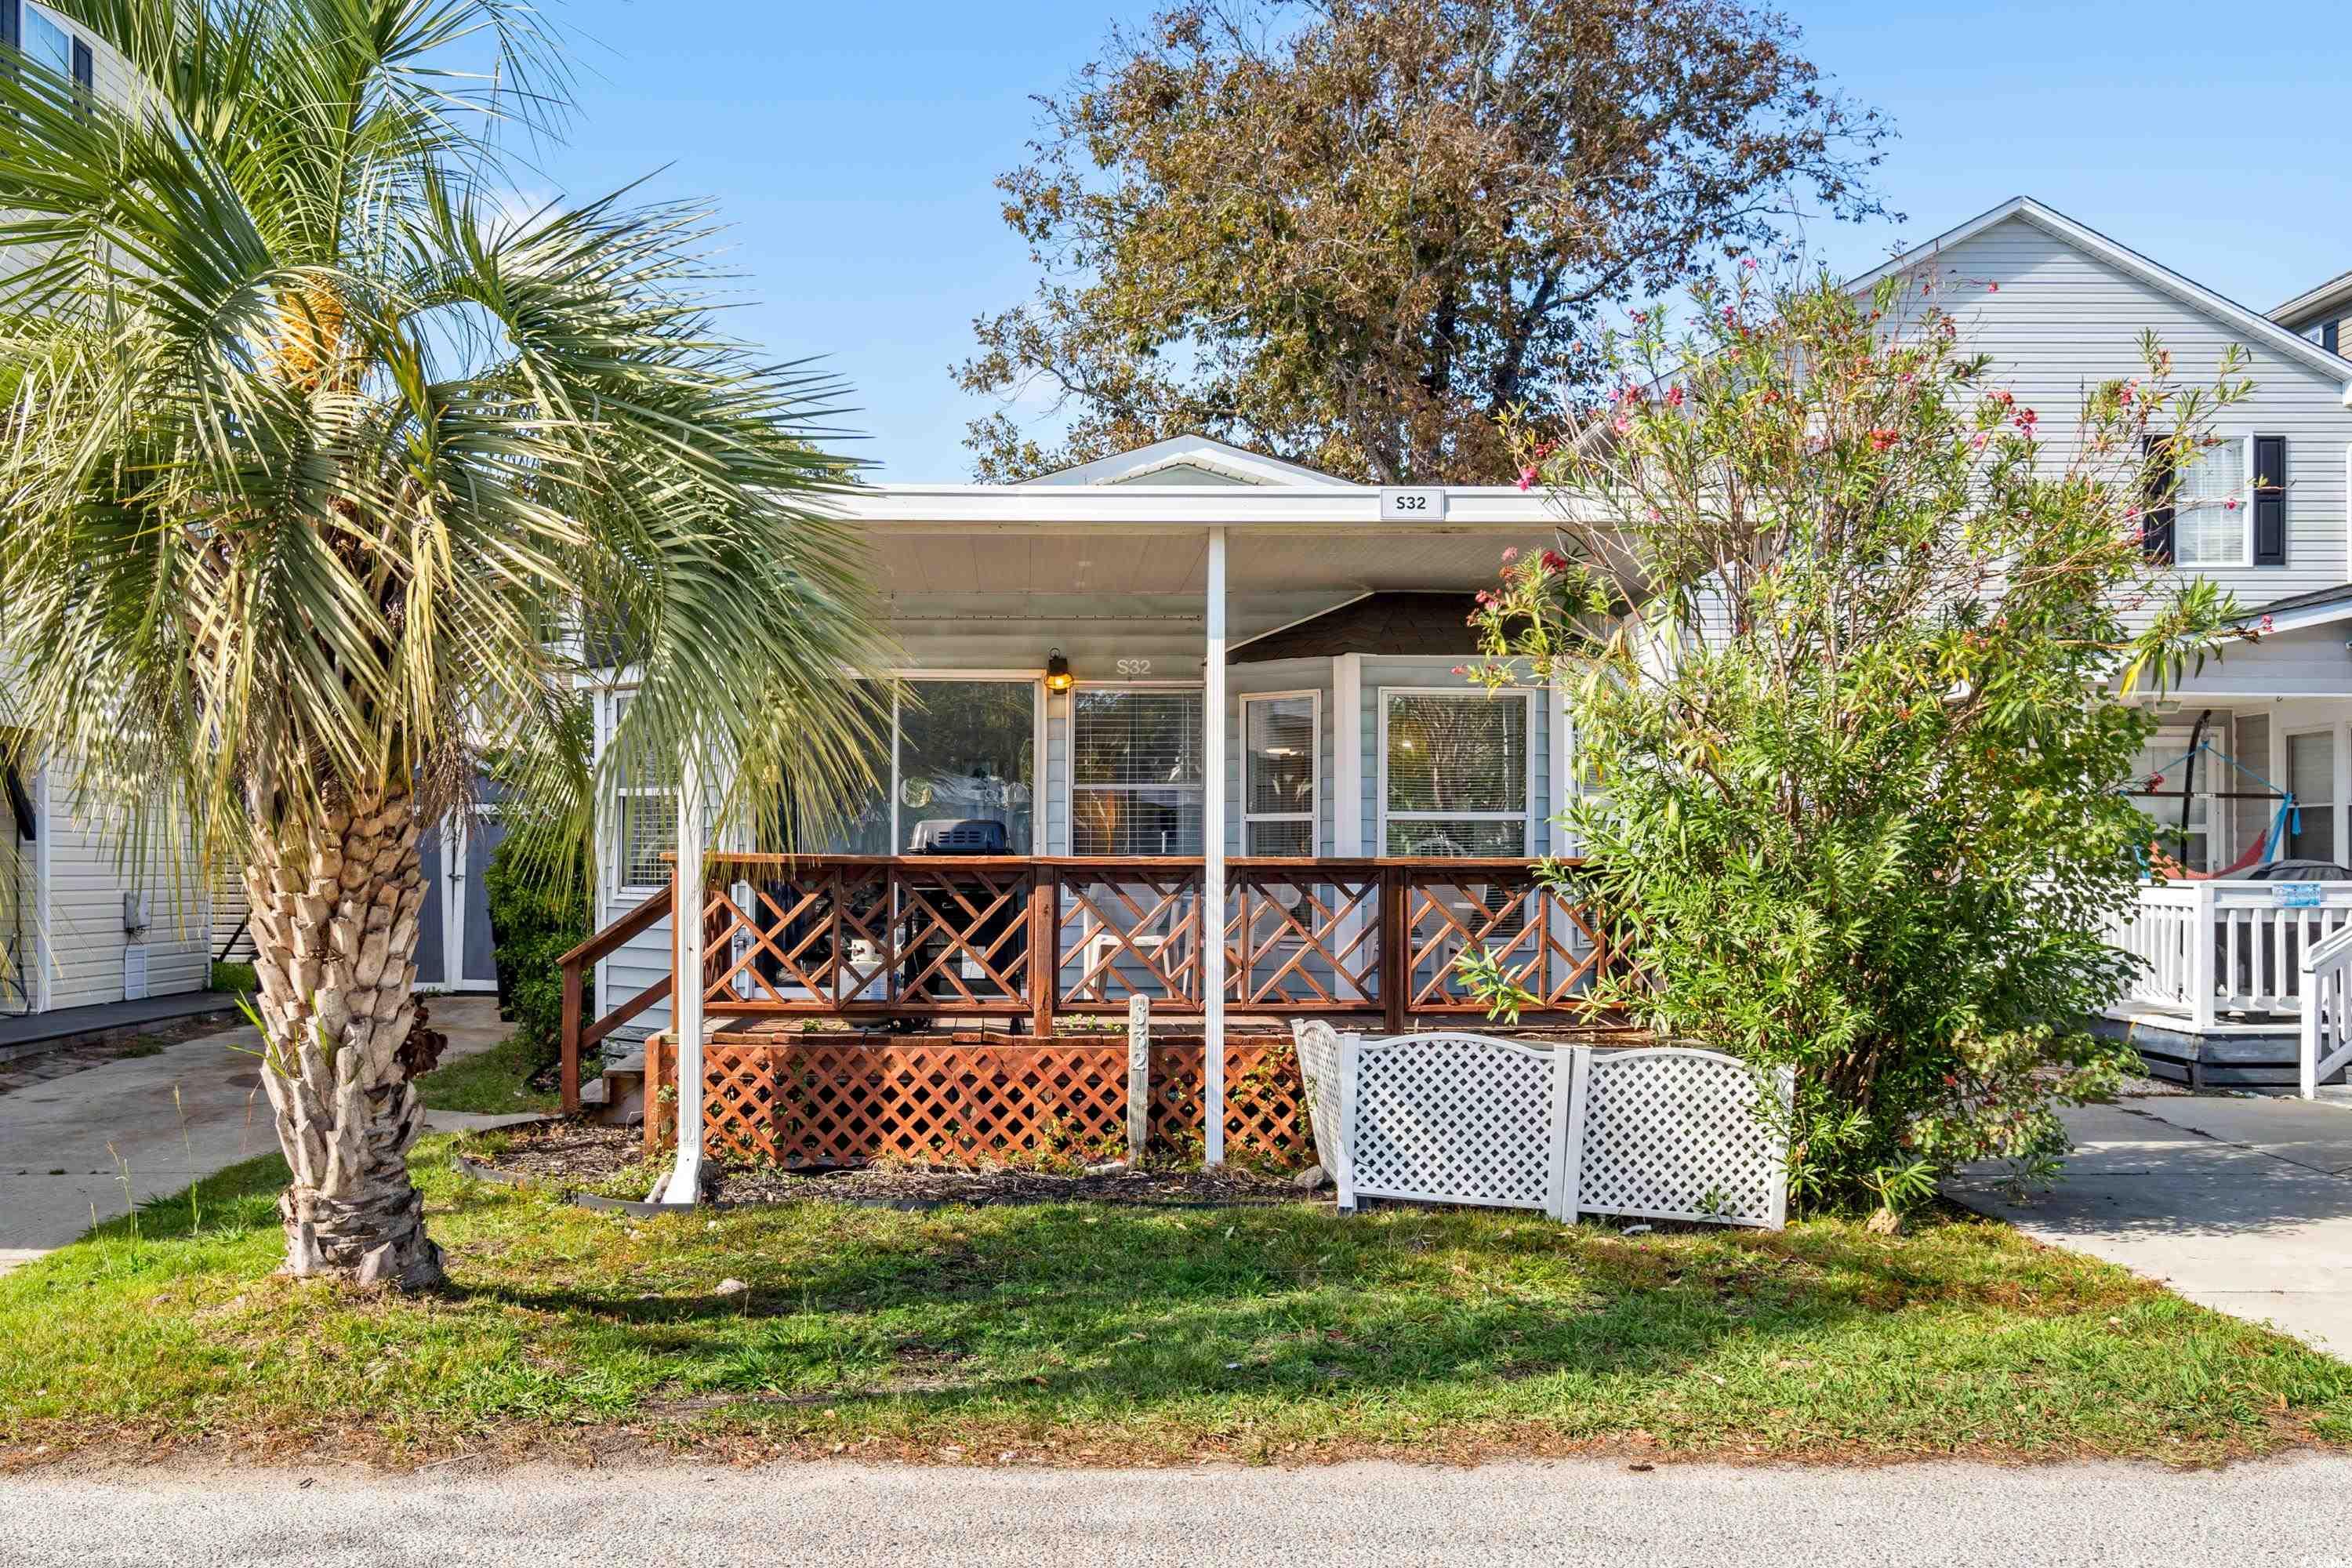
[521,1,2352,479]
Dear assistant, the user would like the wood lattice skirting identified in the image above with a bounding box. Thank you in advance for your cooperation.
[644,1032,1312,1170]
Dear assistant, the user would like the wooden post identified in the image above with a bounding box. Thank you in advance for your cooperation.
[2190,878,2218,1034]
[1381,865,1408,1035]
[1029,864,1057,1038]
[560,956,584,1115]
[1127,993,1150,1162]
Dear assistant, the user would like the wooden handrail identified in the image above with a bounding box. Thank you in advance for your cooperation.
[560,883,676,1114]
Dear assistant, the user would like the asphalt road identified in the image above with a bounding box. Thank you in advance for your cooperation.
[5,1457,2351,1566]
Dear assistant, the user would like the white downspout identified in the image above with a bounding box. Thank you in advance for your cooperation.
[659,749,707,1205]
[1203,525,1229,1166]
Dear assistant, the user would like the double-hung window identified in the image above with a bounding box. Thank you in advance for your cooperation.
[1072,688,1203,855]
[1381,690,1530,856]
[1242,693,1317,856]
[18,6,93,105]
[2172,437,2249,568]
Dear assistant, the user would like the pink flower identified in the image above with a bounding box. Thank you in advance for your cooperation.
[2259,615,2276,634]
[1987,281,2000,293]
[1868,428,1900,451]
[1631,310,1648,326]
[2119,381,2136,405]
[1612,415,1631,435]
[1541,549,1570,572]
[2013,408,2038,430]
[2223,497,2238,510]
[1516,468,1535,492]
[1741,256,1759,270]
[1666,385,1685,408]
[1501,546,1519,562]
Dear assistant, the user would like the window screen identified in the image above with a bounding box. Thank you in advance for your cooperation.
[1384,691,1529,856]
[897,680,1036,852]
[1073,688,1203,855]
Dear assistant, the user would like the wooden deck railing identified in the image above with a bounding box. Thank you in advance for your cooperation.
[561,853,1624,1112]
[556,881,673,1113]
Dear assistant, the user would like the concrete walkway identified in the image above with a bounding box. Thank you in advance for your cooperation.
[0,995,530,1275]
[5,1454,2351,1567]
[1949,1094,2352,1357]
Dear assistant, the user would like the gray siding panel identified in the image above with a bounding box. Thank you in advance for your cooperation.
[1905,216,2352,607]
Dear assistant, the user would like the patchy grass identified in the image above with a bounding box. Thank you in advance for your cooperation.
[3,1139,2348,1469]
[413,1033,561,1116]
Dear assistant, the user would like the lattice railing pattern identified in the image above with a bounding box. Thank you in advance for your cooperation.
[650,1035,1306,1169]
[1574,1049,1789,1228]
[1347,1033,1563,1211]
[1225,867,1381,1011]
[1055,864,1203,1011]
[1401,870,1617,1013]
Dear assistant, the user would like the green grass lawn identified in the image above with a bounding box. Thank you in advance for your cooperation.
[4,1138,2348,1468]
[412,1033,561,1116]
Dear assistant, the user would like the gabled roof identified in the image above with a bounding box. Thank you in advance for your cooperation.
[1017,434,1363,488]
[2272,269,2352,333]
[1847,196,2352,393]
[2238,581,2352,633]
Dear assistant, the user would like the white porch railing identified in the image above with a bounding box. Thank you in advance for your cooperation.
[2300,923,2352,1098]
[2107,880,2352,1032]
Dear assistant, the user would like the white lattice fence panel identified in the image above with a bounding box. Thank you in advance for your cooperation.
[1290,1020,1347,1181]
[1344,1032,1563,1213]
[1570,1048,1789,1229]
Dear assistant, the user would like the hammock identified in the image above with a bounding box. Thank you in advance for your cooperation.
[2127,739,2295,880]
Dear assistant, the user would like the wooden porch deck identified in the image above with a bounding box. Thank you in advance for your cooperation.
[559,852,1628,1112]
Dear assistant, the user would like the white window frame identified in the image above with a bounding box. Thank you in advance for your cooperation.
[2172,434,2252,570]
[1064,681,1207,858]
[1376,687,1537,858]
[1240,690,1320,858]
[2287,724,2340,863]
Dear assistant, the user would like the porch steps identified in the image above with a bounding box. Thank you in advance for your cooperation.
[583,1041,647,1127]
[2096,1011,2321,1091]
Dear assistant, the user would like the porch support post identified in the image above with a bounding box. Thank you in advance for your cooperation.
[2190,878,2217,1035]
[1203,524,1229,1167]
[1332,653,1366,1004]
[658,750,708,1205]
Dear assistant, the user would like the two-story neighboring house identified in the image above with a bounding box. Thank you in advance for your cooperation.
[1853,197,2352,1087]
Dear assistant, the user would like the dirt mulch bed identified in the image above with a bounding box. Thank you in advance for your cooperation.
[719,1161,1311,1208]
[456,1117,1317,1209]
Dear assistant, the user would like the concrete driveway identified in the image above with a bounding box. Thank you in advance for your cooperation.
[1949,1094,2352,1357]
[0,995,525,1274]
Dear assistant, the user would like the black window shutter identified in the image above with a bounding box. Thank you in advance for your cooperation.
[2,0,20,53]
[2328,321,2343,355]
[71,36,89,88]
[2253,434,2286,567]
[2140,434,2175,564]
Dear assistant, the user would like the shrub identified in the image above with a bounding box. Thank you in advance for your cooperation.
[1472,270,2249,1218]
[208,960,258,996]
[482,835,593,1082]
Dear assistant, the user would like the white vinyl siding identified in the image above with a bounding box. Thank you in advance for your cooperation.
[1898,213,2352,604]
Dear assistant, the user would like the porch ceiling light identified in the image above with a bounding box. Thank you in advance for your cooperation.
[1045,649,1074,693]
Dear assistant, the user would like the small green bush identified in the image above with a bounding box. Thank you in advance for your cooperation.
[208,960,258,995]
[482,837,592,1081]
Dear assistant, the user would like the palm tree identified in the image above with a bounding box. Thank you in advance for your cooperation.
[0,0,891,1288]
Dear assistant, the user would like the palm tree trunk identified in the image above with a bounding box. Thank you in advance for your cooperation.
[243,789,443,1290]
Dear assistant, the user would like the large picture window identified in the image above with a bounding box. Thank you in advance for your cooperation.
[779,677,1038,855]
[1243,692,1317,856]
[1073,688,1203,855]
[1381,690,1530,857]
